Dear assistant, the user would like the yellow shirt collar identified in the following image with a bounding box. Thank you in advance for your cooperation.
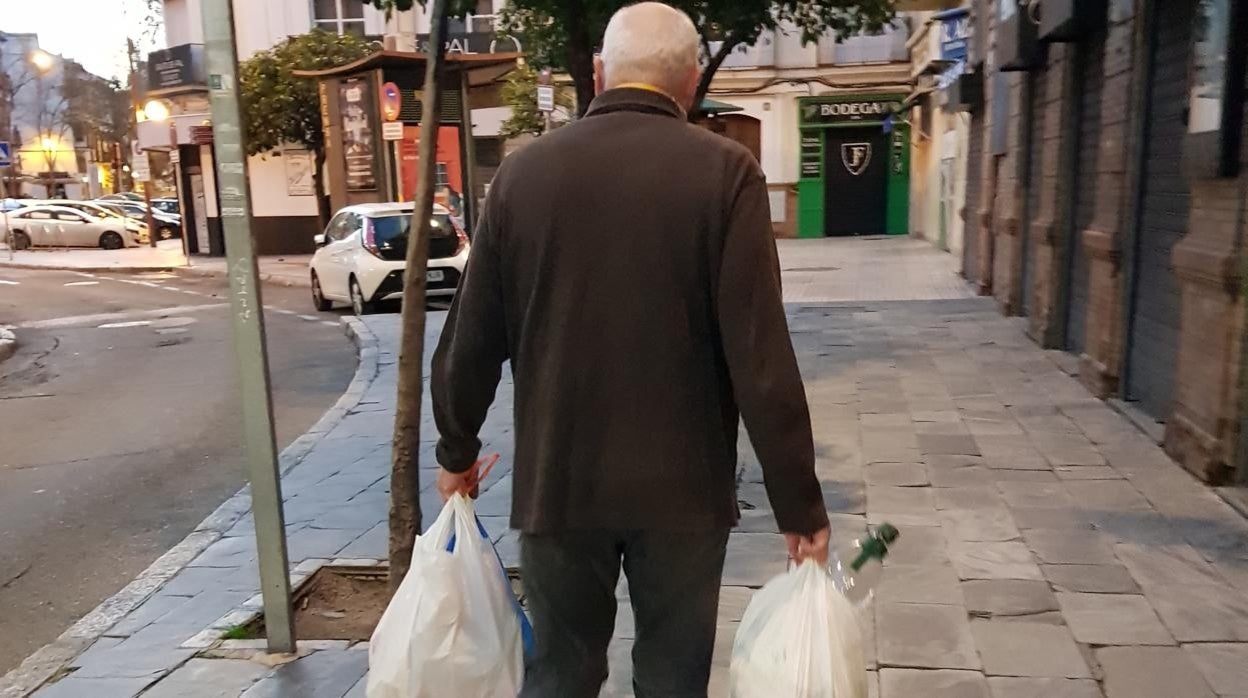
[614,82,686,117]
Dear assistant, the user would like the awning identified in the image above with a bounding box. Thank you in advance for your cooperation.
[700,98,745,115]
[293,49,521,87]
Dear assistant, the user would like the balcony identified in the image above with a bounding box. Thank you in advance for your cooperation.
[819,25,910,65]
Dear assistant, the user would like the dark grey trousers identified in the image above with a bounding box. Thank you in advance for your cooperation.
[518,529,731,698]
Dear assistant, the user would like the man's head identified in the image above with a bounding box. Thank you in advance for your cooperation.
[595,2,700,110]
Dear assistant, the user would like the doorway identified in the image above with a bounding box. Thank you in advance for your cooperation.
[822,128,889,236]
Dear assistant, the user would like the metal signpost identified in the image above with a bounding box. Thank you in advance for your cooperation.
[200,0,296,653]
[536,69,555,133]
[1,141,11,261]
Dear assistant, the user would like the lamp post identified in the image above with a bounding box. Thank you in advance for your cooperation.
[143,99,189,262]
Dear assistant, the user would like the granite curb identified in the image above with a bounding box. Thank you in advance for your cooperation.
[176,264,312,288]
[0,326,15,364]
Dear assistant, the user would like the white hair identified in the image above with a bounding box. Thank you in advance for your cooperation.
[600,3,700,97]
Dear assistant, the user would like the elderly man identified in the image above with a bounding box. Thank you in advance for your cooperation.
[431,3,830,695]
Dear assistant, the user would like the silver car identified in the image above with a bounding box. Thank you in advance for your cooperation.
[1,205,141,250]
[23,199,150,241]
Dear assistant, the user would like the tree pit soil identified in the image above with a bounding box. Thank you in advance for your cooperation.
[250,567,390,642]
[244,565,525,643]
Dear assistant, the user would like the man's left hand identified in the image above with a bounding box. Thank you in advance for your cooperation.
[436,453,500,501]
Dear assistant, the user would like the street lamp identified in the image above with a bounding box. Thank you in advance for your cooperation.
[28,49,54,73]
[40,135,57,196]
[142,98,189,261]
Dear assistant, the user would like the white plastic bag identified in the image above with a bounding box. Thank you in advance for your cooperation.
[730,560,867,698]
[367,493,525,698]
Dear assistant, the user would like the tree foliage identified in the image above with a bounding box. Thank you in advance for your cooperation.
[238,30,374,221]
[499,63,575,138]
[500,0,898,117]
[239,30,375,157]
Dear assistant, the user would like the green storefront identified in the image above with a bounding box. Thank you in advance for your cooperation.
[797,94,910,238]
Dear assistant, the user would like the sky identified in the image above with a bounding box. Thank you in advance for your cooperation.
[2,0,163,81]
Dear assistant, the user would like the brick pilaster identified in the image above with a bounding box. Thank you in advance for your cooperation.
[1165,172,1247,483]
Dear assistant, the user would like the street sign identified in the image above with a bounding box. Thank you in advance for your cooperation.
[170,149,181,165]
[382,121,404,141]
[0,142,10,167]
[536,85,555,113]
[132,152,152,182]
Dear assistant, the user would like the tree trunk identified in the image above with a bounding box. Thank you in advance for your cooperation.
[565,0,596,117]
[690,42,737,122]
[389,0,450,592]
[312,147,330,228]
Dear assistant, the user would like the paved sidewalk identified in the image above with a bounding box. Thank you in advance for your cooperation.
[0,241,189,272]
[184,255,314,288]
[6,237,1248,697]
[0,241,313,287]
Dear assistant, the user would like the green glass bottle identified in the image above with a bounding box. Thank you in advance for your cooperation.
[833,523,900,604]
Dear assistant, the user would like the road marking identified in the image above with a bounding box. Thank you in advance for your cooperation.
[0,279,18,285]
[272,308,297,315]
[297,314,319,322]
[19,303,228,329]
[63,281,100,287]
[321,320,340,327]
[98,320,152,329]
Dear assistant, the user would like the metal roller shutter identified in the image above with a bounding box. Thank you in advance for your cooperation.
[1065,26,1107,354]
[1125,0,1196,419]
[963,109,984,284]
[1022,65,1048,316]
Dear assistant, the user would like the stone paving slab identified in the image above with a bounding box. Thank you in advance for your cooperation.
[15,239,1248,697]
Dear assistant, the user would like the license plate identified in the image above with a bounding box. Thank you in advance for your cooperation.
[426,269,445,283]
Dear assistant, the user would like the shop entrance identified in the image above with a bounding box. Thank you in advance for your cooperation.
[822,128,889,236]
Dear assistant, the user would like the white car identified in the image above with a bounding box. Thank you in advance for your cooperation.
[23,200,150,242]
[309,202,470,314]
[1,205,143,249]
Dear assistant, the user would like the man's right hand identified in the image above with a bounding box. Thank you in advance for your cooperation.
[784,526,831,565]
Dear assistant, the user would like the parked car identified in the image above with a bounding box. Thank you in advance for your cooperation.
[151,198,180,216]
[309,203,470,315]
[97,192,145,203]
[0,205,143,249]
[24,199,150,242]
[95,201,182,240]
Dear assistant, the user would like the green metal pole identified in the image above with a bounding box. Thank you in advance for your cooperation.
[199,0,295,653]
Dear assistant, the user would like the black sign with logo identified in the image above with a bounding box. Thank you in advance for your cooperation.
[146,44,207,93]
[800,98,902,125]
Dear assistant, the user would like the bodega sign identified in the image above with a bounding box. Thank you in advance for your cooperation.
[800,97,902,125]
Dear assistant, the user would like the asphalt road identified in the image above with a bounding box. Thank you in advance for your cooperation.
[0,267,359,675]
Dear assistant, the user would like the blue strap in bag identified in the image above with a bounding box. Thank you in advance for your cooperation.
[447,515,536,658]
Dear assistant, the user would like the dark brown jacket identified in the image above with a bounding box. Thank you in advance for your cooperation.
[432,87,827,535]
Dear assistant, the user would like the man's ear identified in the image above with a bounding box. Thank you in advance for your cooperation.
[594,55,606,95]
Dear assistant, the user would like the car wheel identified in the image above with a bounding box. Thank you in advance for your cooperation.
[11,231,31,251]
[99,232,125,250]
[349,277,375,316]
[311,272,333,311]
[158,226,174,240]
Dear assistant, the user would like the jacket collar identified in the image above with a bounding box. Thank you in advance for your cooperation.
[585,87,686,120]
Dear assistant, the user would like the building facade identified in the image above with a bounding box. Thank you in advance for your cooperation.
[0,33,115,200]
[908,8,973,265]
[954,0,1248,486]
[144,0,513,255]
[704,23,913,238]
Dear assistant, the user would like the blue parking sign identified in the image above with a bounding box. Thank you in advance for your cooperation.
[0,142,10,167]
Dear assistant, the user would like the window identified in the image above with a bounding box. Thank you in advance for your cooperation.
[24,211,52,220]
[56,212,86,223]
[314,0,366,37]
